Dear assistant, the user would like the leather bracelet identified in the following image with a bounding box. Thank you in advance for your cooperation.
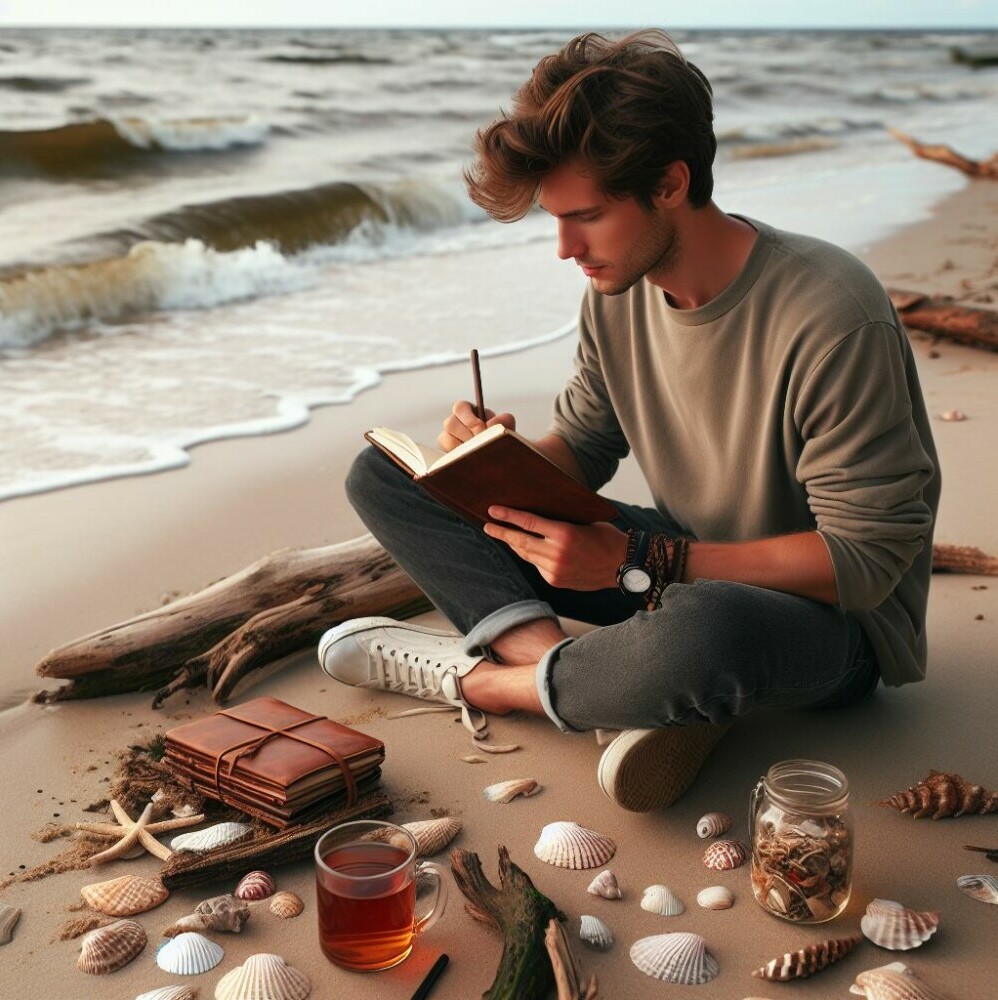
[643,534,691,611]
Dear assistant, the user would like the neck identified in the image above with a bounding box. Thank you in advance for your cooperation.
[647,202,756,310]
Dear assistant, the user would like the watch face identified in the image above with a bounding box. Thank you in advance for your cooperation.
[622,566,652,593]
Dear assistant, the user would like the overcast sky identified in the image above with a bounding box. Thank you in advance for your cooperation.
[0,0,995,29]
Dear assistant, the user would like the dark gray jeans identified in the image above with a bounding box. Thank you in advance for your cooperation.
[345,446,879,733]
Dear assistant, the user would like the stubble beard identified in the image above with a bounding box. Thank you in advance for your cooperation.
[592,219,681,297]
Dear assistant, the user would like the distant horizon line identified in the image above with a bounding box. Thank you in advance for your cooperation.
[1,22,996,31]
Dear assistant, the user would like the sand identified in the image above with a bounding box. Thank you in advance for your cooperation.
[1,180,996,999]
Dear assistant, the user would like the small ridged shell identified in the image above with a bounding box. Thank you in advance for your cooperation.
[629,932,719,984]
[696,885,734,910]
[155,931,225,975]
[849,961,950,1000]
[214,952,312,1000]
[393,817,462,857]
[135,988,201,1000]
[579,914,613,950]
[234,870,276,901]
[78,918,147,974]
[956,873,998,905]
[0,903,21,945]
[752,934,862,980]
[860,899,939,951]
[640,884,684,916]
[586,869,621,899]
[170,822,252,853]
[696,811,732,838]
[702,839,748,871]
[483,778,539,803]
[270,892,304,918]
[81,874,169,916]
[533,822,616,870]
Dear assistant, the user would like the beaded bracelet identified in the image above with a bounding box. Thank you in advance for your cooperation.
[643,534,691,611]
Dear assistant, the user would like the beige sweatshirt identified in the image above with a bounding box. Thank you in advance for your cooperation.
[549,218,940,686]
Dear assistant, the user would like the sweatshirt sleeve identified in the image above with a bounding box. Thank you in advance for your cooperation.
[794,322,935,611]
[548,294,631,490]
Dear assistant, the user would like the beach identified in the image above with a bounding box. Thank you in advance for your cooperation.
[1,174,997,998]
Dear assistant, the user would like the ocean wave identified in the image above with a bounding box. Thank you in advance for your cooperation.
[263,52,394,65]
[0,116,267,175]
[0,74,90,92]
[717,116,881,144]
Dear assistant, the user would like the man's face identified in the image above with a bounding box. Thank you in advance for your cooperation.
[538,160,678,296]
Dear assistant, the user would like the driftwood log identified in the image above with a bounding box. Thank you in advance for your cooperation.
[451,846,566,1000]
[889,289,998,353]
[545,919,599,1000]
[34,534,430,706]
[889,128,998,180]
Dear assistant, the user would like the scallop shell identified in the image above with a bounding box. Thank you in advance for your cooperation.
[752,934,862,980]
[170,822,253,853]
[878,769,998,818]
[579,914,613,950]
[234,870,276,901]
[533,822,616,870]
[702,839,748,871]
[640,884,684,916]
[135,988,201,1000]
[861,898,939,951]
[78,918,147,974]
[629,932,719,984]
[81,874,169,916]
[155,931,225,975]
[849,961,951,1000]
[214,952,312,1000]
[586,869,622,899]
[270,891,304,919]
[392,817,462,857]
[483,778,539,803]
[956,873,998,904]
[696,885,734,910]
[0,903,21,945]
[696,811,733,838]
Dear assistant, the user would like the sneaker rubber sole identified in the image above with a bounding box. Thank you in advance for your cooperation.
[317,616,462,677]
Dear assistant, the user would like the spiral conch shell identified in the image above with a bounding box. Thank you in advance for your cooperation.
[78,918,147,974]
[81,874,169,916]
[586,869,621,899]
[849,961,951,1000]
[640,884,684,916]
[878,770,998,818]
[860,899,939,951]
[533,822,616,870]
[214,952,312,1000]
[629,932,719,984]
[163,894,250,937]
[579,914,613,950]
[752,934,862,980]
[956,873,998,905]
[696,811,732,838]
[702,839,748,870]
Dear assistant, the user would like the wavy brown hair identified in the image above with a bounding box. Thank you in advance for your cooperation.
[465,30,715,221]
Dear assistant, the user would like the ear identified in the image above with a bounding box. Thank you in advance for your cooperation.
[652,161,690,209]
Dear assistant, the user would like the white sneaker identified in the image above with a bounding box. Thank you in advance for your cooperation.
[318,616,487,738]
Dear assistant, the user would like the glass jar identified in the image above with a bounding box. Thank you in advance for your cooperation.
[749,759,853,923]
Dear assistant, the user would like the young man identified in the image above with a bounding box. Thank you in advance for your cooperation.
[318,31,940,811]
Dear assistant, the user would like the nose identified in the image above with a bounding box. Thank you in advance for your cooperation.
[556,219,585,261]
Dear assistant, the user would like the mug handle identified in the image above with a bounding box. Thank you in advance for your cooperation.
[413,861,449,937]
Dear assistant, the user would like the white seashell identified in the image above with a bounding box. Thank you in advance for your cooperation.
[394,817,462,857]
[270,892,305,919]
[0,903,21,945]
[696,885,734,910]
[696,811,732,838]
[475,742,520,754]
[483,778,539,803]
[849,961,950,999]
[860,898,939,951]
[135,987,201,1000]
[78,918,147,974]
[702,839,748,871]
[533,822,616,870]
[155,931,225,975]
[956,873,998,905]
[640,884,684,916]
[629,932,719,984]
[586,869,621,899]
[170,822,252,853]
[579,914,613,950]
[939,409,967,421]
[214,952,312,1000]
[234,870,276,901]
[81,874,169,916]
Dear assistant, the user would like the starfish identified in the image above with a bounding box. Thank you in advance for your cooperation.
[75,798,205,864]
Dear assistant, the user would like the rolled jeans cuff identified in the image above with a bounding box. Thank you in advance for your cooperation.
[462,600,558,659]
[535,637,579,733]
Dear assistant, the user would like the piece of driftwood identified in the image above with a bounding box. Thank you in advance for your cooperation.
[889,128,998,180]
[932,544,998,576]
[161,786,393,891]
[545,919,599,1000]
[34,534,431,706]
[889,289,998,353]
[450,846,565,1000]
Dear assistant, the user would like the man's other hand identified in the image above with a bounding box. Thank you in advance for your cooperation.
[438,400,516,452]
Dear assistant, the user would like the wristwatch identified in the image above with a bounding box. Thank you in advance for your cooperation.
[616,529,653,595]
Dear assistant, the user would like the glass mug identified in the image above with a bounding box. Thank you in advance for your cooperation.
[315,819,449,972]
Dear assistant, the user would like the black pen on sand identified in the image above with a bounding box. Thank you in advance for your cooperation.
[410,953,449,1000]
[471,348,485,421]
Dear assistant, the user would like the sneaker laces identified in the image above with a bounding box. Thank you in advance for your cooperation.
[364,644,488,738]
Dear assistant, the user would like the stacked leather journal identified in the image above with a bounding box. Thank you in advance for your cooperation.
[163,696,385,828]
